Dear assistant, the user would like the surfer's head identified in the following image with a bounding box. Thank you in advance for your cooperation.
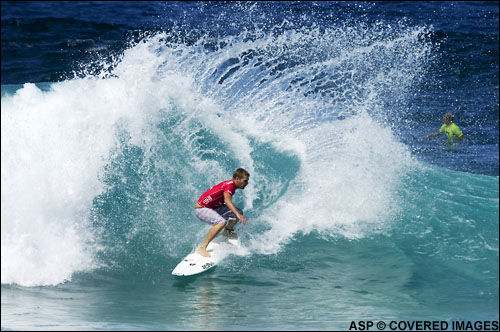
[443,112,454,125]
[233,168,250,189]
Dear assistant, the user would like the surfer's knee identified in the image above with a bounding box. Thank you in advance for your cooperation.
[214,221,226,229]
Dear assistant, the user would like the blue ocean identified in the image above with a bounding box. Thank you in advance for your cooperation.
[1,1,498,330]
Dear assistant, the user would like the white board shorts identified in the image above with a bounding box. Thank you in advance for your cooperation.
[195,205,242,226]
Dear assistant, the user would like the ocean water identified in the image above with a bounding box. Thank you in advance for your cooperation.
[1,1,498,330]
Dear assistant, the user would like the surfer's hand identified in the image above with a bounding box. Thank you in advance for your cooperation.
[239,214,248,224]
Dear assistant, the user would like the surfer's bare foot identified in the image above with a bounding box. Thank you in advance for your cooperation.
[197,247,211,257]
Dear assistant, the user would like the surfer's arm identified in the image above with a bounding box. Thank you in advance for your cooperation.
[224,192,247,224]
[422,131,441,139]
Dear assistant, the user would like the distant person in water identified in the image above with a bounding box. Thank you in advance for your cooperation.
[194,168,249,257]
[423,112,466,141]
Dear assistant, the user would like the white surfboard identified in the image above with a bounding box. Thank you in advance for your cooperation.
[172,236,240,276]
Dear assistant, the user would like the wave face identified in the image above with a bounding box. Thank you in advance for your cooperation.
[1,4,498,326]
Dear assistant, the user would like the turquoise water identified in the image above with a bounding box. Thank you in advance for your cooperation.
[1,3,498,329]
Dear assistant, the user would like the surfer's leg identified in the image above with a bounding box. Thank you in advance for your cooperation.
[225,217,239,230]
[198,222,225,257]
[195,208,227,257]
[214,205,242,238]
[222,218,239,239]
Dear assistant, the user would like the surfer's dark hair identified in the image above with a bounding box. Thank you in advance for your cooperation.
[443,112,454,121]
[233,168,249,179]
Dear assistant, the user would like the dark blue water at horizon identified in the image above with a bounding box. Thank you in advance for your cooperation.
[2,2,498,331]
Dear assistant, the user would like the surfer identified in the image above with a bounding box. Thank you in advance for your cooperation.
[422,112,466,141]
[194,168,249,257]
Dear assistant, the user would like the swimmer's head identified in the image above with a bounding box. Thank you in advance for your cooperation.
[443,112,454,124]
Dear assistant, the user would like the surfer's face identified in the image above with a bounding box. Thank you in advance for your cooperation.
[442,114,453,125]
[234,176,249,189]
